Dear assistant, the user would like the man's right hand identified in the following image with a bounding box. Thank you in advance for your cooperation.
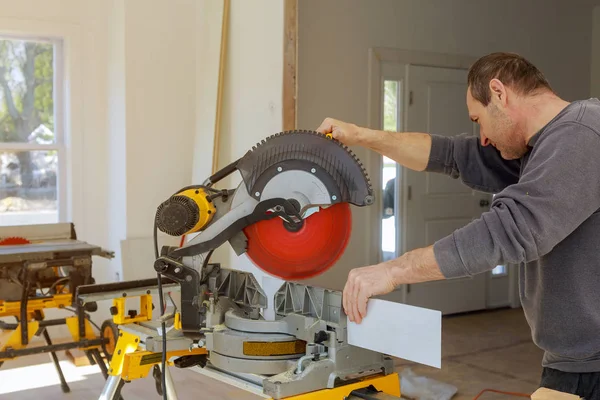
[316,117,369,147]
[316,117,432,171]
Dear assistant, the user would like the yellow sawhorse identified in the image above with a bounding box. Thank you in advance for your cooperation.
[0,293,106,393]
[99,327,208,400]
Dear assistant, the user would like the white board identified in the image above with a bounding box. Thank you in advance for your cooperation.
[347,298,442,368]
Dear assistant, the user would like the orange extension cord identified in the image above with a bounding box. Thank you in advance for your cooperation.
[472,388,532,399]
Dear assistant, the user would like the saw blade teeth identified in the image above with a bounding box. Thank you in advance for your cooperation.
[240,128,375,199]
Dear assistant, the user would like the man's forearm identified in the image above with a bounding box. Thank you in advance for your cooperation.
[384,245,445,285]
[341,245,447,323]
[361,129,432,172]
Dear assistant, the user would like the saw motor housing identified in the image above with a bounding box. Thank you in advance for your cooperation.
[155,188,217,237]
[152,131,392,399]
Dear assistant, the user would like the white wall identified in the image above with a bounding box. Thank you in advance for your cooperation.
[296,0,598,290]
[117,0,197,282]
[107,0,126,283]
[98,0,198,284]
[0,0,198,337]
[123,0,196,240]
[193,0,285,266]
[193,1,225,185]
[192,0,286,317]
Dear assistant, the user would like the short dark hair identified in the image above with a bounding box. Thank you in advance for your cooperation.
[467,52,553,106]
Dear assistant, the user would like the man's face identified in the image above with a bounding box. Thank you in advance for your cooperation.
[466,87,526,160]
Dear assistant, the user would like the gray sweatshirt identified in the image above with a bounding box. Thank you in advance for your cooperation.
[427,98,600,373]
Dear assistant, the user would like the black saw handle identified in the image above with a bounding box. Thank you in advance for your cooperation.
[205,159,240,186]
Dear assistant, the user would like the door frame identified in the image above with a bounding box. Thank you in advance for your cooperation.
[366,48,519,308]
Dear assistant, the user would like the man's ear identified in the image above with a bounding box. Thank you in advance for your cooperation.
[488,78,507,107]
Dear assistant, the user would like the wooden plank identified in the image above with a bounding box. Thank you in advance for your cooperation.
[66,348,96,366]
[531,388,581,399]
[283,0,298,131]
[212,0,230,175]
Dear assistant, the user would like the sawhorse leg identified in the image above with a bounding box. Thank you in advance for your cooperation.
[88,348,109,379]
[99,375,125,400]
[42,329,70,393]
[99,365,177,400]
[92,347,124,400]
[159,364,179,399]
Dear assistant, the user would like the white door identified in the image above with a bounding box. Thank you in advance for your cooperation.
[401,65,493,315]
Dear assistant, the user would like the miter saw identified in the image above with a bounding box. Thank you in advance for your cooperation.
[92,131,402,400]
[155,129,374,280]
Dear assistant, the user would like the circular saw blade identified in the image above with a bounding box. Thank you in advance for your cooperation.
[0,237,31,245]
[243,202,352,280]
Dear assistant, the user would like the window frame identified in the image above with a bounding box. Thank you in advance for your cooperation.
[379,78,403,262]
[0,35,66,223]
[0,18,82,230]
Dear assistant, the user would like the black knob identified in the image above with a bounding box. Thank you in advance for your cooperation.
[109,306,118,316]
[314,330,328,344]
[84,301,98,312]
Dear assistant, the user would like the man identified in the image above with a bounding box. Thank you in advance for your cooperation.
[317,52,600,398]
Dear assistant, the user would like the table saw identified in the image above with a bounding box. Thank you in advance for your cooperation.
[0,223,114,393]
[86,130,405,399]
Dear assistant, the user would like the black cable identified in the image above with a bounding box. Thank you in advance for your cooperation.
[154,219,168,400]
[206,192,226,202]
[199,250,216,284]
[64,307,102,332]
[206,189,235,202]
[201,249,214,270]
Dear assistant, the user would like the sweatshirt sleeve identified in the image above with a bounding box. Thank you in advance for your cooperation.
[433,123,600,278]
[426,133,521,193]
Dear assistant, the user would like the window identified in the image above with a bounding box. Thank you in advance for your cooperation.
[0,36,63,226]
[381,80,401,261]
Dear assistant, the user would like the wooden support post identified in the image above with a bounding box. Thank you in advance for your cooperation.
[212,0,230,175]
[283,0,298,131]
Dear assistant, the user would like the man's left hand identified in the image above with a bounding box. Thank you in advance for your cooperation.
[343,264,396,324]
[342,246,445,324]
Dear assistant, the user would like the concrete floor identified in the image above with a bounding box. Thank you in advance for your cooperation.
[0,307,542,400]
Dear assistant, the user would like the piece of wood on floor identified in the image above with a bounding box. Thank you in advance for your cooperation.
[531,388,582,399]
[65,348,98,367]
